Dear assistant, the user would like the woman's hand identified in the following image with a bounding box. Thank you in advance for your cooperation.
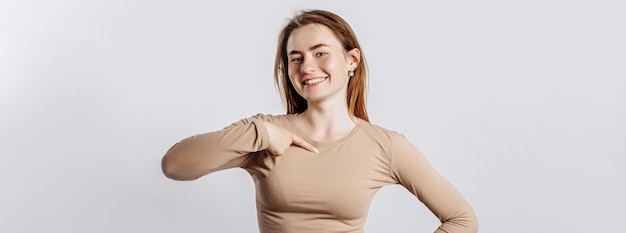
[263,121,319,156]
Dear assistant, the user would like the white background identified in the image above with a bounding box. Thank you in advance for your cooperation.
[1,0,625,232]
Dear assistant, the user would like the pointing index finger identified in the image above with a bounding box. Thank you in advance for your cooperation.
[291,135,319,154]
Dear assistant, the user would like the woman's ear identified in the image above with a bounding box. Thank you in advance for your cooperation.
[347,48,361,70]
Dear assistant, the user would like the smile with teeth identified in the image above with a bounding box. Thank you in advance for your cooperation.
[303,77,328,85]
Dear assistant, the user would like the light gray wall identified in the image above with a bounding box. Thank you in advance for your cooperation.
[1,0,625,232]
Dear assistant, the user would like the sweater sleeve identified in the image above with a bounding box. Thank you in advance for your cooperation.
[389,133,479,233]
[161,114,271,181]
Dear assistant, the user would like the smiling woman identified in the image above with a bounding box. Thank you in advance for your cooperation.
[161,9,478,233]
[275,10,368,121]
[284,23,360,118]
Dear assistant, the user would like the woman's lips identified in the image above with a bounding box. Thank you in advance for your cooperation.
[303,77,328,85]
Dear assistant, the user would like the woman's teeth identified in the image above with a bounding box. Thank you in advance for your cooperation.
[303,77,327,85]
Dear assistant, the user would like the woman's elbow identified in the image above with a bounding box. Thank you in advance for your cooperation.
[440,210,479,233]
[161,155,179,180]
[466,216,479,233]
[459,211,479,233]
[161,153,196,181]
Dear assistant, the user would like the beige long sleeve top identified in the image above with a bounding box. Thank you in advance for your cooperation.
[162,114,478,233]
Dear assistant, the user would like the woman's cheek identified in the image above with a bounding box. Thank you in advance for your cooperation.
[320,58,336,73]
[287,67,299,83]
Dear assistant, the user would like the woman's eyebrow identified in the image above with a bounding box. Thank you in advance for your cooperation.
[288,43,330,55]
[309,43,329,50]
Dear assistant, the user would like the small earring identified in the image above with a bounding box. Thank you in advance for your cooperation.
[349,70,355,77]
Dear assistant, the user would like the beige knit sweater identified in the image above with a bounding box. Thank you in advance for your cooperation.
[162,114,478,233]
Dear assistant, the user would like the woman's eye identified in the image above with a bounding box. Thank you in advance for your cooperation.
[316,52,328,57]
[290,57,303,63]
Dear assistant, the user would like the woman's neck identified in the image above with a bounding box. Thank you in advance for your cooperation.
[297,102,357,142]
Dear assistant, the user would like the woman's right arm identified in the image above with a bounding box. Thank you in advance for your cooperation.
[161,114,317,181]
[161,115,270,181]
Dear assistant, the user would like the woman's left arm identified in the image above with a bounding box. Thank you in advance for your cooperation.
[389,133,479,233]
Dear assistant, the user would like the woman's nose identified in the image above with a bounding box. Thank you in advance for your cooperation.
[300,58,316,74]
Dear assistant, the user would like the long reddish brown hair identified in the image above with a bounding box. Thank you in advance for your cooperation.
[274,10,369,122]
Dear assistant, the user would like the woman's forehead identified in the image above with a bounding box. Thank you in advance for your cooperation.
[286,24,342,52]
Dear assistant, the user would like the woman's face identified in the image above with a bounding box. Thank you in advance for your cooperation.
[286,23,359,105]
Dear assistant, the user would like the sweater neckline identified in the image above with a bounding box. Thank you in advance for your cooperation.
[286,114,362,147]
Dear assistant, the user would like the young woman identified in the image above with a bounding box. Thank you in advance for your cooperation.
[162,9,478,233]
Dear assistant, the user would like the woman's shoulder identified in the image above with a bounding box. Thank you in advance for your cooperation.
[235,113,293,126]
[358,119,406,142]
